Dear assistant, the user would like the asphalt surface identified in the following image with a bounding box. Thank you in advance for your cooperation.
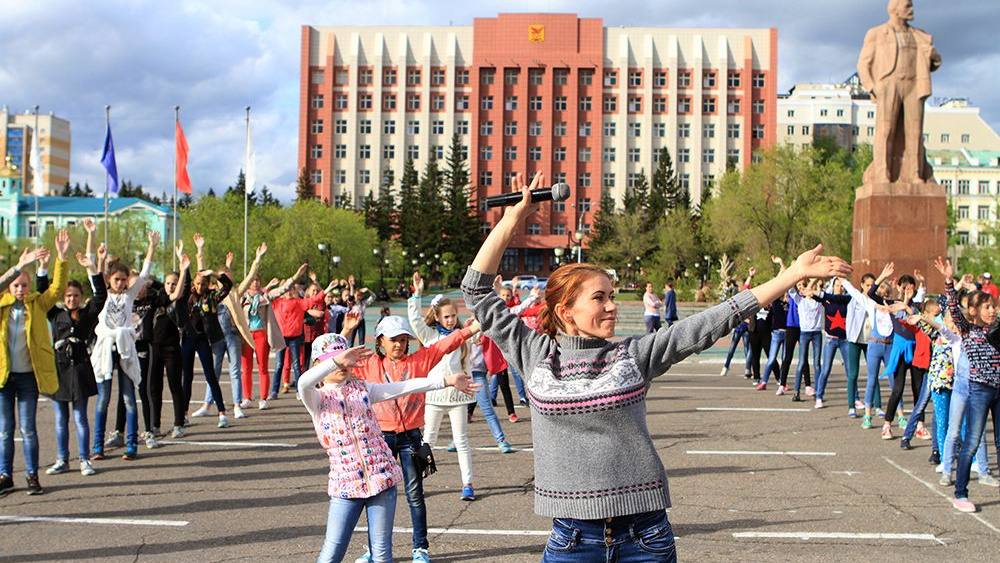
[1,308,999,562]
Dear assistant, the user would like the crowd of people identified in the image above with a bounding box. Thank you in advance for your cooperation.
[1,174,998,562]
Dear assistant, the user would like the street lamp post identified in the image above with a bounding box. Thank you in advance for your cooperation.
[317,243,331,282]
[553,247,565,269]
[574,230,585,263]
[373,247,384,289]
[332,255,341,281]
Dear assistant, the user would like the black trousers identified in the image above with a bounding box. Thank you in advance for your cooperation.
[149,342,185,429]
[747,327,771,381]
[886,360,927,422]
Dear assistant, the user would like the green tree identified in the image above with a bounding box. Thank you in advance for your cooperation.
[415,154,446,258]
[649,148,677,220]
[589,186,617,252]
[258,186,280,207]
[119,179,162,205]
[621,169,649,217]
[648,210,701,286]
[396,158,420,255]
[442,133,481,266]
[226,170,258,207]
[296,168,315,201]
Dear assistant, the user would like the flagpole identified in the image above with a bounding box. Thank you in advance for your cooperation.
[32,105,39,245]
[103,105,110,249]
[243,106,250,278]
[173,106,179,271]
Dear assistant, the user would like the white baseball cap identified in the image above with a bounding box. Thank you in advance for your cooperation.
[985,272,992,279]
[375,315,415,339]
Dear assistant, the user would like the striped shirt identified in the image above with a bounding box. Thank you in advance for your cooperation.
[946,280,1000,388]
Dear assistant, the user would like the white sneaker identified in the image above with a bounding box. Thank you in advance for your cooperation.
[218,414,230,428]
[239,399,254,409]
[171,426,185,439]
[814,399,825,409]
[775,386,785,396]
[191,406,212,417]
[234,406,247,419]
[258,399,269,410]
[935,463,944,474]
[104,430,124,448]
[80,460,96,476]
[805,386,815,397]
[45,460,68,475]
[144,431,160,449]
[720,366,729,376]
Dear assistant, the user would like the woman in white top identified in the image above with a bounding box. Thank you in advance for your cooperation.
[643,282,664,333]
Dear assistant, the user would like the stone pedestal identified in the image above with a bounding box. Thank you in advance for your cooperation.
[852,181,948,293]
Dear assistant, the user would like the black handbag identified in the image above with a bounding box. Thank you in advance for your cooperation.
[412,442,437,478]
[987,322,1000,351]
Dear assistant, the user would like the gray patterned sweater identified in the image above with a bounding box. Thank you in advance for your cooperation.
[462,268,760,519]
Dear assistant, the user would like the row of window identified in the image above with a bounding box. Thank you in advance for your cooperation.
[956,232,992,246]
[941,179,1000,196]
[311,92,764,116]
[956,205,993,220]
[313,67,769,90]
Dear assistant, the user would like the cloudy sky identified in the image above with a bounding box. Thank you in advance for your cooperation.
[2,0,997,202]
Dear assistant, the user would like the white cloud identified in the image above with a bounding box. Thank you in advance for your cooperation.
[1,0,996,203]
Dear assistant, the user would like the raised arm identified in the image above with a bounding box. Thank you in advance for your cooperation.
[193,232,205,272]
[239,243,267,296]
[39,230,70,311]
[171,254,192,302]
[0,248,48,293]
[936,257,972,334]
[83,217,96,260]
[298,346,374,418]
[407,272,439,345]
[405,324,477,378]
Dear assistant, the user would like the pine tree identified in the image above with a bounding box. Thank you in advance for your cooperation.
[258,186,281,207]
[179,193,195,209]
[374,169,396,242]
[649,148,676,219]
[415,154,446,258]
[363,190,378,231]
[396,158,420,255]
[60,182,72,197]
[622,170,650,216]
[296,168,315,201]
[442,133,481,265]
[205,188,217,199]
[227,170,257,206]
[589,185,618,251]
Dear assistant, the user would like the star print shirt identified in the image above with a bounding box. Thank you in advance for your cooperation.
[811,292,849,340]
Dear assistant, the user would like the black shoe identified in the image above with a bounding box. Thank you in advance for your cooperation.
[0,474,13,497]
[791,393,803,402]
[25,474,43,495]
[900,439,912,450]
[929,451,941,465]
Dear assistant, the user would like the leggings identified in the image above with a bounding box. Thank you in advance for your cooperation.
[492,369,517,416]
[846,342,867,408]
[747,327,771,381]
[779,327,810,387]
[886,362,925,422]
[149,342,184,429]
[423,404,473,486]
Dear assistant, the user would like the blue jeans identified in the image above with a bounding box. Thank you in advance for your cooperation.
[943,358,990,476]
[761,330,786,385]
[473,371,505,444]
[182,334,227,414]
[865,340,891,409]
[794,331,822,393]
[723,328,750,372]
[350,319,367,347]
[272,335,303,397]
[205,331,244,407]
[954,381,1000,500]
[53,397,90,462]
[317,486,397,563]
[492,365,527,404]
[94,371,138,452]
[0,372,39,476]
[382,428,428,550]
[816,335,850,401]
[542,510,677,563]
[902,373,938,453]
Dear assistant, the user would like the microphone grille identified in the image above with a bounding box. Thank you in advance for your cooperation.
[551,183,570,202]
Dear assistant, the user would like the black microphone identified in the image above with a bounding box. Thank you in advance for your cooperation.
[484,183,571,209]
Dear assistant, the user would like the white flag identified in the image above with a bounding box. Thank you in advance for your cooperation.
[245,120,255,194]
[29,129,45,196]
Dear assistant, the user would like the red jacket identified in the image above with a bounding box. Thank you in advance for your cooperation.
[900,319,933,370]
[480,335,508,375]
[273,292,326,338]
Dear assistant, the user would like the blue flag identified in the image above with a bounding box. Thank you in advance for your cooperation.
[101,123,118,193]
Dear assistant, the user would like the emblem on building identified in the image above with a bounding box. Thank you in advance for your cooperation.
[529,25,545,43]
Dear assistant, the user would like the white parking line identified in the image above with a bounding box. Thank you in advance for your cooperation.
[0,515,188,527]
[660,386,755,391]
[733,531,944,544]
[696,407,811,412]
[883,456,1000,535]
[687,450,836,457]
[158,440,298,448]
[355,525,550,537]
[432,446,534,453]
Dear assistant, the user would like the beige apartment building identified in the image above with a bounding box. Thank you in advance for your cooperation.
[930,148,1000,249]
[0,106,71,195]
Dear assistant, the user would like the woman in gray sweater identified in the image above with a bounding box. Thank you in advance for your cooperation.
[461,172,851,562]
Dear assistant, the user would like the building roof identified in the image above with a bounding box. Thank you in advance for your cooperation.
[15,196,173,216]
[928,149,1000,168]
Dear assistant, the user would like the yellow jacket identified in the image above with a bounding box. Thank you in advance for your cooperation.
[0,259,67,395]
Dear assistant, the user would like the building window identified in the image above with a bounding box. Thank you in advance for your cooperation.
[581,96,594,111]
[604,121,616,137]
[628,148,641,163]
[958,206,969,219]
[335,170,346,184]
[505,68,520,85]
[335,120,347,134]
[578,147,592,162]
[941,134,950,143]
[979,206,991,220]
[628,96,642,112]
[407,69,421,86]
[752,125,765,139]
[579,122,592,137]
[577,198,592,213]
[678,97,691,114]
[940,179,952,193]
[678,148,690,163]
[802,125,811,135]
[678,70,691,88]
[310,170,322,185]
[551,223,566,235]
[311,119,324,134]
[836,109,845,117]
[702,97,716,114]
[553,96,568,111]
[359,120,371,134]
[603,147,616,163]
[480,121,493,136]
[980,181,991,195]
[727,148,740,164]
[528,146,542,161]
[529,96,543,111]
[504,121,518,136]
[602,96,616,112]
[702,148,715,164]
[456,69,470,85]
[529,69,544,85]
[958,232,969,245]
[406,120,420,135]
[703,175,715,189]
[629,122,641,138]
[678,123,690,138]
[727,123,740,139]
[820,109,828,117]
[504,146,518,161]
[432,69,446,86]
[958,180,970,194]
[653,122,666,138]
[604,70,617,87]
[406,94,420,110]
[628,70,642,87]
[311,94,324,109]
[481,96,494,110]
[480,146,492,160]
[310,144,323,159]
[383,120,396,135]
[553,147,566,161]
[654,70,668,87]
[457,120,469,135]
[481,69,495,85]
[962,134,971,144]
[753,73,765,88]
[867,111,875,119]
[554,122,567,136]
[703,71,717,88]
[456,94,469,110]
[479,171,492,186]
[383,69,397,86]
[359,93,372,110]
[554,68,569,85]
[505,96,518,111]
[680,174,690,189]
[359,69,373,85]
[579,69,594,86]
[652,96,667,113]
[703,123,715,138]
[383,145,395,159]
[383,94,397,111]
[358,170,370,185]
[431,94,445,111]
[312,70,325,84]
[727,98,741,115]
[979,232,991,246]
[752,100,765,114]
[787,125,795,135]
[578,173,592,188]
[431,120,444,135]
[603,173,615,187]
[334,69,348,85]
[727,73,741,88]
[529,121,543,137]
[527,223,541,235]
[406,145,419,160]
[553,172,567,184]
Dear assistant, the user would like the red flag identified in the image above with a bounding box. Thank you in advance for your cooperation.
[175,120,192,194]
